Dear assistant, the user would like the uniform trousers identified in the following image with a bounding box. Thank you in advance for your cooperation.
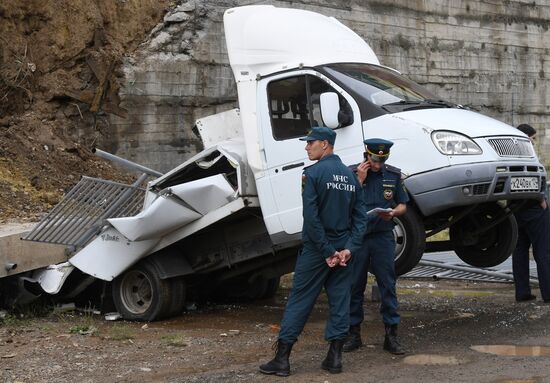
[278,245,352,344]
[513,206,550,301]
[349,231,400,326]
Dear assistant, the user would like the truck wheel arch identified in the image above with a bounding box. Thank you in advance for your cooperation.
[146,247,194,279]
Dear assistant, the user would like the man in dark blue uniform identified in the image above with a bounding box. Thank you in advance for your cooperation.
[512,124,550,303]
[344,138,408,355]
[259,127,367,376]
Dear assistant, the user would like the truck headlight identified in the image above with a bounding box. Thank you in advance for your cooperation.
[431,131,482,155]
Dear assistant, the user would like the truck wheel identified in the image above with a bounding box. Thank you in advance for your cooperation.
[393,208,426,276]
[450,203,518,268]
[112,261,172,321]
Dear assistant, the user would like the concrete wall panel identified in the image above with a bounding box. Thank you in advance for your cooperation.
[93,0,549,172]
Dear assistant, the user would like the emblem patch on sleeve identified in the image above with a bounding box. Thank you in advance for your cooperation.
[384,189,393,200]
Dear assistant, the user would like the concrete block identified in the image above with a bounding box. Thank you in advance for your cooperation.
[0,229,68,278]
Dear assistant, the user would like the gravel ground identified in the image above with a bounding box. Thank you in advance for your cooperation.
[1,278,550,383]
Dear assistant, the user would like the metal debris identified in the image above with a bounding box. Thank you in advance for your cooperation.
[104,312,122,321]
[402,252,539,285]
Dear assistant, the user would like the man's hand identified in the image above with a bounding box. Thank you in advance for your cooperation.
[326,251,340,268]
[378,209,394,221]
[338,249,351,266]
[542,199,548,210]
[356,161,370,184]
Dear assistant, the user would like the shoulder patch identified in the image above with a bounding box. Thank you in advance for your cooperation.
[384,164,402,175]
[302,164,315,178]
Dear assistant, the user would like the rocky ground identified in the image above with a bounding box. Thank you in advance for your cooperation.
[1,278,550,383]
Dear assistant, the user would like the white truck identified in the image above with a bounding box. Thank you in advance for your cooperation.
[2,5,546,321]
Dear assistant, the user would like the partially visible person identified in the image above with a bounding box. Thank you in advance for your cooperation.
[259,127,367,376]
[511,124,550,303]
[344,138,408,355]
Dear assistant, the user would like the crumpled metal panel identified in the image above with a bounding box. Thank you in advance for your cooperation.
[69,227,160,281]
[108,174,236,241]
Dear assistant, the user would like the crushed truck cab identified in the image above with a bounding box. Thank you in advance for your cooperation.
[3,5,546,320]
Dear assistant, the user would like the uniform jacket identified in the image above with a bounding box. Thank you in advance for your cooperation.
[360,164,409,234]
[301,154,367,259]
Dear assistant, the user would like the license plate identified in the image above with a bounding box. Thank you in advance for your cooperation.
[510,177,539,191]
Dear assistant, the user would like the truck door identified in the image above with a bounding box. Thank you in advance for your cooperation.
[257,71,363,241]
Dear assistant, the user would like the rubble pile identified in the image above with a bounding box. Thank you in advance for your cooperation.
[0,0,173,221]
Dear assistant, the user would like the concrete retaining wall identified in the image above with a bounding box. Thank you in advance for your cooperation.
[101,0,550,173]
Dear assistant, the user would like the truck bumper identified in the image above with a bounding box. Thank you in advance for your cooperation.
[405,161,547,216]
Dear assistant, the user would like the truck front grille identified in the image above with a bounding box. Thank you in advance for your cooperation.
[487,138,534,157]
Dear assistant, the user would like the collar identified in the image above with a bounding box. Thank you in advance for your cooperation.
[319,153,338,162]
[369,165,386,177]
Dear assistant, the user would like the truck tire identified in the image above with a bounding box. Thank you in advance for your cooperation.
[393,208,426,276]
[450,203,518,268]
[112,261,172,321]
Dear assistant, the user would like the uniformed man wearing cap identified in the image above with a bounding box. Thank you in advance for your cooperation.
[511,124,550,303]
[343,138,408,355]
[259,127,367,376]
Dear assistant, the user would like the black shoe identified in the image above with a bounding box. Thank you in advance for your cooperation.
[259,340,293,376]
[516,294,536,302]
[343,325,363,352]
[383,324,405,355]
[321,339,345,374]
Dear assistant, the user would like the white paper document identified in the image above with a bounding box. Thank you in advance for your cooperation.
[367,207,393,216]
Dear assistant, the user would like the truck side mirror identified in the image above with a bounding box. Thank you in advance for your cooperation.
[320,92,340,129]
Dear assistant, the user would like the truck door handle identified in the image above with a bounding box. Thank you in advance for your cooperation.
[282,162,304,171]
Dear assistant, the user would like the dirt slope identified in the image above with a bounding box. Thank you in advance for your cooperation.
[0,0,172,222]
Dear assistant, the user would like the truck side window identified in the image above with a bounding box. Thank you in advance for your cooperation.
[268,76,310,140]
[309,76,354,129]
[267,75,352,141]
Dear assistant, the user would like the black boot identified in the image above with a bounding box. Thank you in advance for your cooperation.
[321,339,345,374]
[259,339,293,376]
[343,324,363,352]
[383,324,405,355]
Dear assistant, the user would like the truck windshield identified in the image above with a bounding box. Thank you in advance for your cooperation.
[322,63,456,113]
